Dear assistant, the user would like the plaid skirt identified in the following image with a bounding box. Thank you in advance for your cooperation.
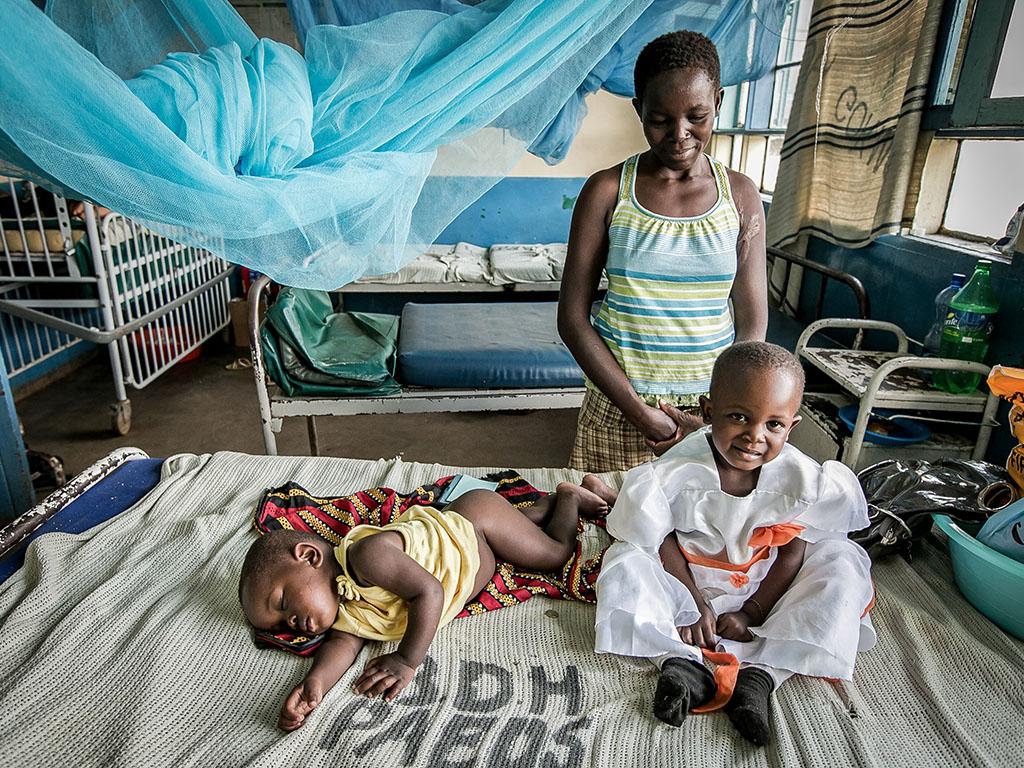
[569,388,657,473]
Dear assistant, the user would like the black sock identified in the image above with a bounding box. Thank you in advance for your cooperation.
[725,667,775,746]
[652,658,716,727]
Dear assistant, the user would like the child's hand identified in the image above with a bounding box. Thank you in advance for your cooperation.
[678,601,718,649]
[353,652,416,702]
[278,677,324,731]
[716,610,755,642]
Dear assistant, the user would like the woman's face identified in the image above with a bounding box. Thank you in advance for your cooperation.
[633,67,723,172]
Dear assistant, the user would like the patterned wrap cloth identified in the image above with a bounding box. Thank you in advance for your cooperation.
[251,470,606,655]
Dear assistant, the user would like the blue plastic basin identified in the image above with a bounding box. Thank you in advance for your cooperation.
[933,514,1024,640]
[838,405,932,446]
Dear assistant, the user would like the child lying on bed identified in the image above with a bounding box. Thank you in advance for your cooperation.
[239,476,617,731]
[595,341,876,747]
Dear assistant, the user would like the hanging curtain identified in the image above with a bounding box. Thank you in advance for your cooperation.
[765,0,945,251]
[286,0,788,162]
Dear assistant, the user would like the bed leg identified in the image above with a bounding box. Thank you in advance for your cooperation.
[307,416,319,456]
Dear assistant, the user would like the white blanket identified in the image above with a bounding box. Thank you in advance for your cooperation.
[1,451,1021,767]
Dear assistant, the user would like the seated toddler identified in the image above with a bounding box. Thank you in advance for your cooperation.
[595,341,876,746]
[240,476,616,730]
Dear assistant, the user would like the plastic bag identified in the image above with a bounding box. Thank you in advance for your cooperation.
[260,287,400,396]
[976,497,1024,564]
[854,458,1017,560]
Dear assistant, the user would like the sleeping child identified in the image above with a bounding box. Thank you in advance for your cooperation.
[239,476,616,731]
[595,341,875,746]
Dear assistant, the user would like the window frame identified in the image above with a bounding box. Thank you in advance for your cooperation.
[926,0,1024,132]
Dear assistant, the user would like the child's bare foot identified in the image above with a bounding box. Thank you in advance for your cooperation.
[556,481,609,519]
[581,474,617,509]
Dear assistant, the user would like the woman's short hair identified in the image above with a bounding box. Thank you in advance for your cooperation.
[634,30,721,103]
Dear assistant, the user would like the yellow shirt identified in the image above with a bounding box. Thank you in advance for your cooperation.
[331,505,481,641]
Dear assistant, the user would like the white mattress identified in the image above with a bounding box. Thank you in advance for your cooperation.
[0,451,1021,767]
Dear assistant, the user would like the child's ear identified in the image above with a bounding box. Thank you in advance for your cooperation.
[715,87,724,113]
[699,395,713,424]
[787,413,803,432]
[632,96,642,119]
[293,541,324,568]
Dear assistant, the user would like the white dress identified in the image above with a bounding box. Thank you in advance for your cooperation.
[595,429,876,682]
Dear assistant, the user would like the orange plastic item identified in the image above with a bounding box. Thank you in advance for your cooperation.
[987,366,1024,492]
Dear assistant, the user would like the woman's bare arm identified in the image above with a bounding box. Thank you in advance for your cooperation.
[558,169,676,442]
[728,170,768,343]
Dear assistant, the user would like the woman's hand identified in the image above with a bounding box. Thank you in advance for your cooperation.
[677,600,718,649]
[644,401,704,455]
[637,404,679,445]
[716,610,755,642]
[279,677,324,731]
[353,652,416,702]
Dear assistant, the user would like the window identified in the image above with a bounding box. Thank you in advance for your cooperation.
[915,0,1024,248]
[712,0,813,194]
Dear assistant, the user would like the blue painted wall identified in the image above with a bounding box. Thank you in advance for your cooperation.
[437,177,586,244]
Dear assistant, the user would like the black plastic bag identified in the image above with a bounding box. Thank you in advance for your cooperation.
[853,459,1017,560]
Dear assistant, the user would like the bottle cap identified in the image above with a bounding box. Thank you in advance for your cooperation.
[951,272,966,287]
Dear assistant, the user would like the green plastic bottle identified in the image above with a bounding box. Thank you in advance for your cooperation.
[934,260,999,394]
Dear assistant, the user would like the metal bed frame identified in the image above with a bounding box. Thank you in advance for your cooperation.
[0,178,232,434]
[248,275,585,456]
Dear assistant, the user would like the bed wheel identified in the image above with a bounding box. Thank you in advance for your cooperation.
[111,400,132,436]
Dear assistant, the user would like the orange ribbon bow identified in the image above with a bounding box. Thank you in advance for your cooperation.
[748,522,805,549]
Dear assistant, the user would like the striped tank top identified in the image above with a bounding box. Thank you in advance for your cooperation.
[591,153,740,406]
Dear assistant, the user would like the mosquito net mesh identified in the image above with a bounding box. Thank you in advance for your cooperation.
[1,0,784,289]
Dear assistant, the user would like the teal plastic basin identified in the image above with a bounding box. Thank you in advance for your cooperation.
[933,514,1024,640]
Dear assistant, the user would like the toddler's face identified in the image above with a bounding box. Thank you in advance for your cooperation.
[701,369,803,472]
[243,557,339,636]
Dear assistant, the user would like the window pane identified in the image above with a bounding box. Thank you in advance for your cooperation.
[717,85,741,130]
[944,140,1024,239]
[933,0,977,105]
[746,71,775,132]
[742,135,768,190]
[776,0,812,66]
[992,0,1024,98]
[710,134,733,166]
[762,136,784,193]
[771,64,799,129]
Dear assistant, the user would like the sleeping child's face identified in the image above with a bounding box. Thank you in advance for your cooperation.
[700,367,803,472]
[241,541,340,636]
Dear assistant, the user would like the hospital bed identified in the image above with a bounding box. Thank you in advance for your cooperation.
[0,448,1020,767]
[250,246,870,456]
[0,177,232,434]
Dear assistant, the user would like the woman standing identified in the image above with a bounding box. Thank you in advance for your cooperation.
[558,30,767,472]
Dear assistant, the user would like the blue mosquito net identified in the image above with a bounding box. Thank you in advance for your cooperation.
[1,0,785,290]
[286,0,788,162]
